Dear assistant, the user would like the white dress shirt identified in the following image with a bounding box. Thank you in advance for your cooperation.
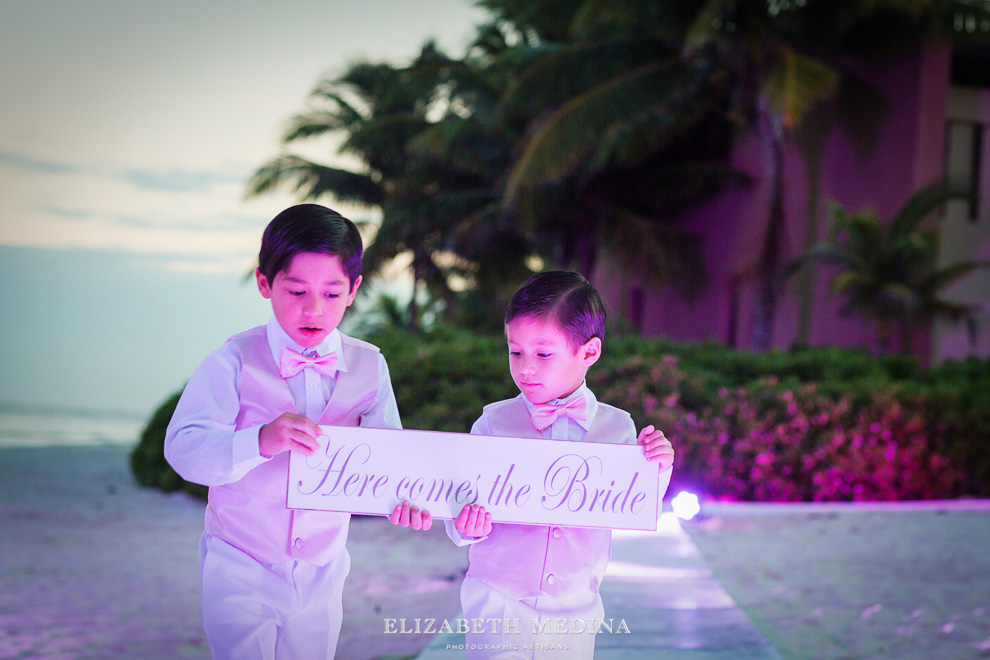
[164,315,400,487]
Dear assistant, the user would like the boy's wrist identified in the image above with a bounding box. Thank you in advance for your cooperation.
[234,426,270,464]
[257,424,273,458]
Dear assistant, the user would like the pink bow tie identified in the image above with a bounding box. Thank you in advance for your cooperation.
[279,347,338,379]
[531,395,587,431]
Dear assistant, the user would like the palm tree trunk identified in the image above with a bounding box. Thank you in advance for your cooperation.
[874,319,892,357]
[794,108,830,347]
[407,258,423,333]
[752,111,786,352]
[900,317,915,356]
[576,233,596,278]
[794,168,820,347]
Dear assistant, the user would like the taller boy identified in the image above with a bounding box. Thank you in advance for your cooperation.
[165,204,401,659]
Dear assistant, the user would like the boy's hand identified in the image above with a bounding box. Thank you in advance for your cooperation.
[454,504,492,538]
[389,500,432,531]
[638,424,674,472]
[258,412,321,458]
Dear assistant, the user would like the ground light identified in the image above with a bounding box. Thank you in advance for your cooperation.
[671,490,701,521]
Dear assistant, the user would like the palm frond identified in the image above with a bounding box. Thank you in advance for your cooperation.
[785,242,865,276]
[830,271,876,294]
[831,70,892,162]
[920,298,980,326]
[889,177,974,240]
[505,60,685,202]
[406,49,504,109]
[282,108,357,143]
[571,0,699,42]
[864,0,930,17]
[762,46,839,130]
[246,155,383,205]
[876,282,921,313]
[476,0,584,42]
[600,210,708,299]
[496,37,674,124]
[513,178,584,235]
[829,207,882,249]
[409,118,514,180]
[308,84,369,125]
[683,1,721,53]
[919,259,990,293]
[589,160,748,220]
[597,80,733,171]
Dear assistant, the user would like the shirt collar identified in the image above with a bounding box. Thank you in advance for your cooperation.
[266,316,347,373]
[519,380,597,431]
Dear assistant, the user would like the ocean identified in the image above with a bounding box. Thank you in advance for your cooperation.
[0,403,146,448]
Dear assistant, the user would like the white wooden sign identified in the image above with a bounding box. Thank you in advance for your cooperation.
[287,425,670,531]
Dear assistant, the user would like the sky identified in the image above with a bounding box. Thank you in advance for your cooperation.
[0,0,483,416]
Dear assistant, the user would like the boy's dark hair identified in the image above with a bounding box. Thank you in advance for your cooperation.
[505,271,606,348]
[258,204,363,288]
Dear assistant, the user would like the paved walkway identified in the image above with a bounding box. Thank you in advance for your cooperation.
[415,513,782,659]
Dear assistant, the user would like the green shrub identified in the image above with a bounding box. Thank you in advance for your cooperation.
[133,327,990,502]
[129,388,207,500]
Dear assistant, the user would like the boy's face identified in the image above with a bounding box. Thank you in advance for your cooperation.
[256,252,361,349]
[505,316,601,405]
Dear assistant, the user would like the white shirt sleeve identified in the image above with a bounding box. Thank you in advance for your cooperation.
[624,415,637,445]
[164,344,270,487]
[444,414,492,547]
[358,354,402,430]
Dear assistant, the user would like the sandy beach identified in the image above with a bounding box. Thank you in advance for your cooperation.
[3,443,990,660]
[0,445,466,660]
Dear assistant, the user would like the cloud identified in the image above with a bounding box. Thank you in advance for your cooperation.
[1,147,247,194]
[0,145,282,262]
[0,150,79,175]
[102,210,264,232]
[38,205,93,220]
[121,167,246,193]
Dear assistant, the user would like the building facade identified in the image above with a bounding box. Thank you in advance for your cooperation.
[597,43,990,364]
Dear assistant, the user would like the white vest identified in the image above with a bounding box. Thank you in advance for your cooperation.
[467,395,633,605]
[204,325,383,566]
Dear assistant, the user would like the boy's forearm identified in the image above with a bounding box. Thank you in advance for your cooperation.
[165,420,269,486]
[164,349,270,486]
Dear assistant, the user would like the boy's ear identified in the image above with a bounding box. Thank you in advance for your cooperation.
[346,275,363,305]
[581,336,602,366]
[255,268,272,299]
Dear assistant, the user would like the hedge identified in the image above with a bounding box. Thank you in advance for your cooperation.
[131,328,990,502]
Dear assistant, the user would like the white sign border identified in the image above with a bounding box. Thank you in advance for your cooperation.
[287,425,669,532]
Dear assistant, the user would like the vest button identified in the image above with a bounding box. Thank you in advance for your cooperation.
[546,574,556,586]
[552,527,562,539]
[293,537,304,549]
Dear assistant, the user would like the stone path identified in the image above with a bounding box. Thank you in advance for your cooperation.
[415,513,782,659]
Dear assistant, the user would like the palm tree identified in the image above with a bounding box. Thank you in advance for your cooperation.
[399,24,540,327]
[682,0,974,351]
[479,0,744,303]
[248,45,474,330]
[787,180,989,355]
[492,0,984,350]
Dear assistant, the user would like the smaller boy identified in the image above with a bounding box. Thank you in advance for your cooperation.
[165,204,408,659]
[446,270,674,659]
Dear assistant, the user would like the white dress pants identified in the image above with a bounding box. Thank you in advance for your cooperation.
[199,533,350,660]
[460,576,604,660]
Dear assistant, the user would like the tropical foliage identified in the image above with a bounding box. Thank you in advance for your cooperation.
[788,179,990,355]
[132,328,990,502]
[247,44,499,329]
[248,0,989,340]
